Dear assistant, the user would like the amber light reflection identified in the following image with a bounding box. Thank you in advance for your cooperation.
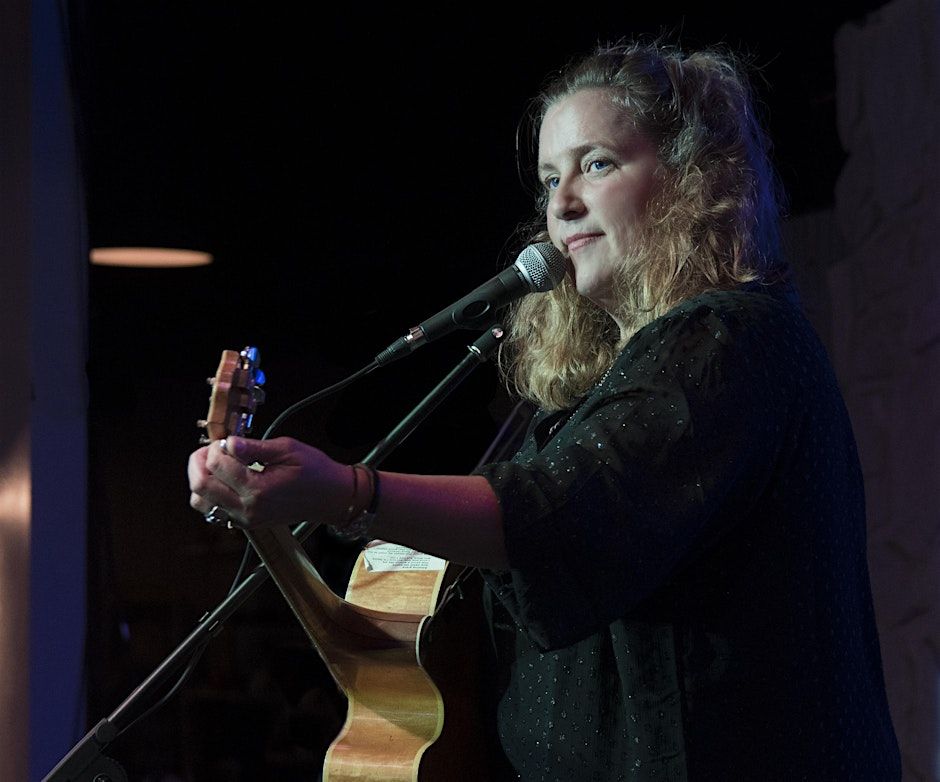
[0,428,30,777]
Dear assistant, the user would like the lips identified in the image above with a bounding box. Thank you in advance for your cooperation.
[565,233,603,253]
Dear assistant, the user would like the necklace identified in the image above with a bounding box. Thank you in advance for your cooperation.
[546,364,616,440]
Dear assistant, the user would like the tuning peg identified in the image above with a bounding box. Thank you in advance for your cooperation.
[206,377,215,386]
[196,419,207,429]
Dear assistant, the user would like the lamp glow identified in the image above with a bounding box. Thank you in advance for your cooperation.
[90,247,213,268]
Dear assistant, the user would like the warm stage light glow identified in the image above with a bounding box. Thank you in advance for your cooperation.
[0,429,30,772]
[90,246,213,267]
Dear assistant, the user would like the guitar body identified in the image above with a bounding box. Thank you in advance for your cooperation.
[202,348,504,781]
[337,549,499,781]
[246,529,500,782]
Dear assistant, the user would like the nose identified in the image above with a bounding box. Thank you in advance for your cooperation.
[550,176,585,221]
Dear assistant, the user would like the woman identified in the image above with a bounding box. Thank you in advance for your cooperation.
[189,40,900,780]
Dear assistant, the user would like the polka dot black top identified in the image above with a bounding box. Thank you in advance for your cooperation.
[475,285,900,781]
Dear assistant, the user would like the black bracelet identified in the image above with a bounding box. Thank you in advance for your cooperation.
[332,464,380,540]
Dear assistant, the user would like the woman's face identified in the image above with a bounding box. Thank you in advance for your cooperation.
[538,88,661,316]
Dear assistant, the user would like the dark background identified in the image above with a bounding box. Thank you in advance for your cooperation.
[67,3,888,778]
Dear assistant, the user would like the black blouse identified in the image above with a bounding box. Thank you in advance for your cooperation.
[475,286,900,781]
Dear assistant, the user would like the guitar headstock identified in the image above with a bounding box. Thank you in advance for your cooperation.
[198,346,266,443]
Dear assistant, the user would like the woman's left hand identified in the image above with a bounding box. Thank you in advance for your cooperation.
[187,436,352,530]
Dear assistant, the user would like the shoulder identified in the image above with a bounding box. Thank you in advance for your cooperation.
[664,283,800,332]
[606,284,813,396]
[629,284,805,355]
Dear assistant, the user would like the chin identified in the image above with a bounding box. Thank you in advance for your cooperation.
[573,274,600,297]
[577,281,614,310]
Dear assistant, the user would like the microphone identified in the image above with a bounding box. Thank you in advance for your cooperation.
[375,242,566,366]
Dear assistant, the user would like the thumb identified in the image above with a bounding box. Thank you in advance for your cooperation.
[221,435,265,465]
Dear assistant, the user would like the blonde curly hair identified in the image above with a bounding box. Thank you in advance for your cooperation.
[502,40,789,411]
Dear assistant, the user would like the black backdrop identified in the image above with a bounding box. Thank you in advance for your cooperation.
[76,3,880,474]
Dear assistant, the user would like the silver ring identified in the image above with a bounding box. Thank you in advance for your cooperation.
[204,505,226,525]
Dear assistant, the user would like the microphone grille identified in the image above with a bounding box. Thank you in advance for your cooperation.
[515,242,567,292]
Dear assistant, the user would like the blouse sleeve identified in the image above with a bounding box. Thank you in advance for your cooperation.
[475,293,792,650]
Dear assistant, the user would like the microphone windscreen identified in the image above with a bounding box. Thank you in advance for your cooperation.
[515,242,566,292]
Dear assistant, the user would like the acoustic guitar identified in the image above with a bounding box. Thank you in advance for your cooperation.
[199,346,500,781]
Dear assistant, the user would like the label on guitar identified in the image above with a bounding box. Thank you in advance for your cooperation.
[363,541,447,572]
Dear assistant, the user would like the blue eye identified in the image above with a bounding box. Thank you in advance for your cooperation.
[544,175,560,190]
[587,159,610,173]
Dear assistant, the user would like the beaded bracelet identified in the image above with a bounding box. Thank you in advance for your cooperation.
[331,463,381,540]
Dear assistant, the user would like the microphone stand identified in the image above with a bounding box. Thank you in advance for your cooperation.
[42,325,506,782]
